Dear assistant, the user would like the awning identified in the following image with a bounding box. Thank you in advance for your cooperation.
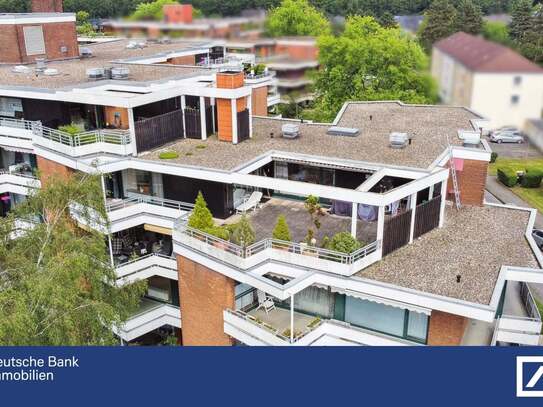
[0,145,32,153]
[144,224,172,236]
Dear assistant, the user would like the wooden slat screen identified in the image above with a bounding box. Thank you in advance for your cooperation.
[184,108,201,139]
[382,209,412,256]
[237,109,250,143]
[414,195,442,239]
[134,109,183,152]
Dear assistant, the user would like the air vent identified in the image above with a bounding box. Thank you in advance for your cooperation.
[327,126,359,137]
[43,68,59,76]
[111,67,130,80]
[457,130,480,146]
[126,41,147,49]
[389,132,410,149]
[12,65,31,74]
[86,67,105,80]
[281,123,300,139]
[80,47,93,58]
[35,58,46,72]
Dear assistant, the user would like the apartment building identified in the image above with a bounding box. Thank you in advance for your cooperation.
[2,6,543,346]
[432,32,543,130]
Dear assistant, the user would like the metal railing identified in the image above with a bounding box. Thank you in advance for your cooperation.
[197,56,238,67]
[33,122,131,147]
[106,195,194,213]
[245,71,275,80]
[175,214,379,265]
[0,117,35,131]
[0,168,38,180]
[520,282,542,322]
[117,252,175,268]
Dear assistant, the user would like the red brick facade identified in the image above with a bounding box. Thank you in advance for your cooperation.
[0,21,78,63]
[177,255,235,346]
[447,158,488,206]
[36,155,73,187]
[427,311,467,345]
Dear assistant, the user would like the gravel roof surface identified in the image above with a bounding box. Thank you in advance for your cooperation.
[0,39,209,89]
[358,205,539,305]
[142,102,481,170]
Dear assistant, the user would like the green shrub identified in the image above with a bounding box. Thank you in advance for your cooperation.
[231,215,255,247]
[188,191,214,231]
[325,232,362,254]
[196,144,207,149]
[497,168,518,187]
[490,152,498,163]
[272,215,291,241]
[158,151,179,159]
[58,123,83,136]
[526,167,543,177]
[521,171,543,188]
[204,226,230,241]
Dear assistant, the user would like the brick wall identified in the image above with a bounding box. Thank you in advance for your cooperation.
[427,310,467,345]
[167,55,196,65]
[36,155,73,187]
[217,98,232,142]
[275,43,318,60]
[251,86,268,116]
[446,158,488,206]
[31,0,63,12]
[216,72,244,89]
[163,4,193,24]
[1,21,78,63]
[177,255,235,346]
[104,106,129,129]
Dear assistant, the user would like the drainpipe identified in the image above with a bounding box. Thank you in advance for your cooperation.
[290,294,294,344]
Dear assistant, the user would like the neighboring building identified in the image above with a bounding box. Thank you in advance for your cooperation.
[2,9,543,346]
[524,119,543,152]
[432,32,543,130]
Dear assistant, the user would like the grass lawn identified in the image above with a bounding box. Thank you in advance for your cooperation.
[488,157,543,176]
[511,186,543,213]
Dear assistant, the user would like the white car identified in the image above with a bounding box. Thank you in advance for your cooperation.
[489,127,524,144]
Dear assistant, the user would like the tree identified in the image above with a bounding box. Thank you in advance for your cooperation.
[272,215,291,241]
[509,0,534,42]
[129,0,178,20]
[312,16,437,122]
[418,0,458,52]
[0,0,30,12]
[231,215,255,247]
[265,0,331,37]
[482,21,511,46]
[0,173,146,345]
[325,232,362,254]
[378,11,398,28]
[187,191,214,231]
[454,0,483,35]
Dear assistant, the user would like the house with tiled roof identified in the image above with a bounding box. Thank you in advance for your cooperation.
[432,32,543,129]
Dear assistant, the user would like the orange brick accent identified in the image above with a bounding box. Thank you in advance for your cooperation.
[252,86,268,116]
[104,106,129,129]
[167,55,196,65]
[427,311,467,345]
[217,72,244,89]
[275,43,318,60]
[177,255,235,346]
[36,156,73,187]
[446,158,488,206]
[163,4,193,24]
[217,98,232,142]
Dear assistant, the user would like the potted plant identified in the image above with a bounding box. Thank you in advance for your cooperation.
[231,214,256,249]
[324,232,363,261]
[187,191,214,241]
[272,214,291,251]
[304,195,324,245]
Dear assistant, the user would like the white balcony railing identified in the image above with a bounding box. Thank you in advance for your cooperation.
[0,169,40,195]
[116,253,178,284]
[0,118,35,150]
[174,214,381,276]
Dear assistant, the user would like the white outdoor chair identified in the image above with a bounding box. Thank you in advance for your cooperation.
[256,290,276,314]
[235,191,263,214]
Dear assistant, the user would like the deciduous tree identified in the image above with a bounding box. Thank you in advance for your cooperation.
[265,0,331,37]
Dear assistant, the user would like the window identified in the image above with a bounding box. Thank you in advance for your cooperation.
[511,95,520,105]
[23,26,45,56]
[514,76,522,86]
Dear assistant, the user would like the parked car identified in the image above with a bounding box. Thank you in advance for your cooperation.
[489,127,524,144]
[532,229,543,248]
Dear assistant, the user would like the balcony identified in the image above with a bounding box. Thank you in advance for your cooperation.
[174,198,380,277]
[115,253,177,285]
[70,195,194,234]
[224,308,420,346]
[114,298,181,342]
[32,123,132,157]
[0,118,34,151]
[493,281,542,346]
[0,168,40,195]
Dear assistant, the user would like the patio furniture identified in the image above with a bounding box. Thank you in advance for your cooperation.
[235,191,263,214]
[256,290,276,314]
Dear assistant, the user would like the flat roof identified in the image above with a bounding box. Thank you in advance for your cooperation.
[358,205,538,305]
[0,39,211,89]
[142,102,482,170]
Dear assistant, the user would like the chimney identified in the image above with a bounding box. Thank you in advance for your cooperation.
[31,0,63,13]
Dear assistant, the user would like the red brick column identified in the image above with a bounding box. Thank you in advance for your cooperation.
[447,159,488,206]
[427,310,467,346]
[177,255,235,346]
[36,156,74,187]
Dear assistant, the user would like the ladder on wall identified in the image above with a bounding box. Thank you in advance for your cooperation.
[448,144,462,209]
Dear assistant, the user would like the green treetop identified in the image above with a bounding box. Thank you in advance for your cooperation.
[265,0,331,37]
[272,214,292,241]
[418,0,458,52]
[188,191,214,231]
[454,0,483,35]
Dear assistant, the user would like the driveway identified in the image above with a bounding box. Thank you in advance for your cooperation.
[486,136,542,159]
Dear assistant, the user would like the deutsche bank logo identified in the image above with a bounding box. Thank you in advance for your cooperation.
[517,356,543,397]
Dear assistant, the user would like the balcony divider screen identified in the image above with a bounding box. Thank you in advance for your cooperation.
[134,109,183,152]
[184,108,201,139]
[413,195,442,239]
[382,209,412,256]
[205,105,214,136]
[237,109,250,143]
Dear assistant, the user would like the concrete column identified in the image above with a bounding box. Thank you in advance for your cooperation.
[350,202,358,238]
[247,94,253,139]
[429,184,434,200]
[290,294,294,344]
[376,205,385,258]
[127,108,137,156]
[210,97,216,134]
[199,96,207,140]
[439,181,447,228]
[231,98,238,144]
[181,95,186,138]
[409,192,417,243]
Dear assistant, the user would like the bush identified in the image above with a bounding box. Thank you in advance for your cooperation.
[231,215,255,247]
[188,191,214,231]
[521,171,543,188]
[526,167,543,177]
[272,215,291,241]
[490,152,498,163]
[325,232,362,254]
[204,226,230,241]
[158,151,179,159]
[497,168,518,187]
[58,123,83,136]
